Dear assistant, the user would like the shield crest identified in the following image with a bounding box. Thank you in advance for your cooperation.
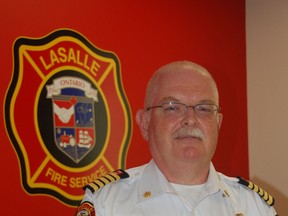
[5,29,132,206]
[48,78,97,163]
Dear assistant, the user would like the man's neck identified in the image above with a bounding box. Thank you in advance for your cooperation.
[156,160,210,185]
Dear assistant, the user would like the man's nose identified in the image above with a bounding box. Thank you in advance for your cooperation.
[181,106,198,126]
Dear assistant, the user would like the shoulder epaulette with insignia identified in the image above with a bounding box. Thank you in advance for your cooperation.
[237,176,275,206]
[83,169,129,193]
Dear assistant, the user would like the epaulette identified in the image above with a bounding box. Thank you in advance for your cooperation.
[237,176,275,206]
[83,169,129,193]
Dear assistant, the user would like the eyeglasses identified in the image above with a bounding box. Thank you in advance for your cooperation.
[146,101,220,117]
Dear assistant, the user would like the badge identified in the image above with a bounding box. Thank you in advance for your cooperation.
[5,29,132,206]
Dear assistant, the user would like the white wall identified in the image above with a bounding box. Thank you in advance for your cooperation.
[246,1,288,215]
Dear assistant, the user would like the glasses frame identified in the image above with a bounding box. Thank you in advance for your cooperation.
[146,101,221,117]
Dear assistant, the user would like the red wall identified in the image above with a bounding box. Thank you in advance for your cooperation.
[0,1,247,215]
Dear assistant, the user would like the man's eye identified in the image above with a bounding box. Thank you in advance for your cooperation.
[164,105,179,112]
[197,105,213,113]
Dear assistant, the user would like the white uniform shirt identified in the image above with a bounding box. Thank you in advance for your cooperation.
[81,160,277,216]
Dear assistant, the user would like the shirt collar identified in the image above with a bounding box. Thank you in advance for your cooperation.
[136,160,174,204]
[136,160,223,204]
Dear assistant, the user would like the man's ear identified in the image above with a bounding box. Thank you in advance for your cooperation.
[216,113,223,131]
[136,109,149,141]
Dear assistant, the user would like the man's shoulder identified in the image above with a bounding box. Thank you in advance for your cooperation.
[83,164,147,194]
[218,172,275,207]
[83,169,129,194]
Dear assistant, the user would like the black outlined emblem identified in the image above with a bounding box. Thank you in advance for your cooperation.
[5,29,132,206]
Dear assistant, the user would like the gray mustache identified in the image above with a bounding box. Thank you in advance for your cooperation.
[172,127,204,140]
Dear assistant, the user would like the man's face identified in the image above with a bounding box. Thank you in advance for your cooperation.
[142,69,222,170]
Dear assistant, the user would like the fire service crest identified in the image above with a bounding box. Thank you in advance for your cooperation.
[5,29,132,206]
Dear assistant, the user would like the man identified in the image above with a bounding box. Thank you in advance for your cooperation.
[76,61,277,215]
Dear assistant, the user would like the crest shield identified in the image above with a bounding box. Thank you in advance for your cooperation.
[5,29,132,206]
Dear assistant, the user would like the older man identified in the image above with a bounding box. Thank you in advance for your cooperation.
[76,61,277,216]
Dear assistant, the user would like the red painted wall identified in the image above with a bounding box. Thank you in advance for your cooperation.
[0,1,247,215]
